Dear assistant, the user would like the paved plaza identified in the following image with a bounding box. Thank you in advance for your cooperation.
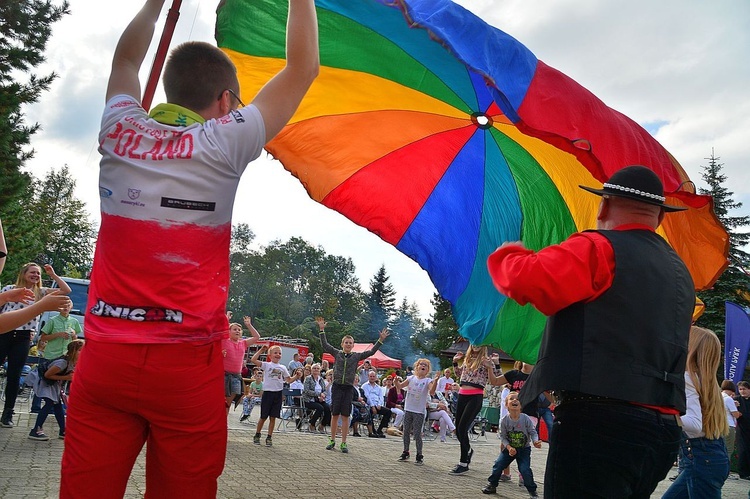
[0,403,748,498]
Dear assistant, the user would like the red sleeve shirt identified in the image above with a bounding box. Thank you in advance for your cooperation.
[487,224,655,316]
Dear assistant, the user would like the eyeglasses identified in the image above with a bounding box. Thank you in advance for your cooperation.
[218,88,245,109]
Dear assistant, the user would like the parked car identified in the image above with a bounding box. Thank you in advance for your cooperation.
[36,276,90,340]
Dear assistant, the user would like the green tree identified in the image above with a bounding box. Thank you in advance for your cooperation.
[227,230,366,335]
[0,182,44,283]
[0,0,70,213]
[32,165,96,276]
[365,264,396,340]
[412,292,459,369]
[696,151,750,338]
[227,223,259,316]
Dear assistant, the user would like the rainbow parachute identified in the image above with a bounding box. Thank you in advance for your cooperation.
[216,0,728,362]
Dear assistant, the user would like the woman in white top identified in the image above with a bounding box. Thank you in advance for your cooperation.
[663,326,729,499]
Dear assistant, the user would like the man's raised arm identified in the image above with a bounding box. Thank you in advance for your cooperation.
[251,0,319,142]
[106,0,166,102]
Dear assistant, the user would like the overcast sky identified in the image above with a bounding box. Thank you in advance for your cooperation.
[21,0,750,318]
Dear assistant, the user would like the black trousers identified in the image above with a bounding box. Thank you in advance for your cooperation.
[0,330,31,417]
[544,400,682,498]
[455,393,483,464]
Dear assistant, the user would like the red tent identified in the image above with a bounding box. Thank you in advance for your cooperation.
[322,343,402,369]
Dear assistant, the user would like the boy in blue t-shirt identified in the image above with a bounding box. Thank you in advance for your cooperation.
[483,392,542,497]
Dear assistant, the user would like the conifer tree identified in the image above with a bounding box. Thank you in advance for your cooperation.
[696,150,750,337]
[365,265,397,339]
[0,0,69,212]
[32,165,96,276]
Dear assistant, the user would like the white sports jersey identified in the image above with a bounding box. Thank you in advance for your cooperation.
[86,95,265,344]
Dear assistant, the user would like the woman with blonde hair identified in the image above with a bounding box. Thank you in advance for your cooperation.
[663,326,729,498]
[0,262,70,428]
[449,344,496,474]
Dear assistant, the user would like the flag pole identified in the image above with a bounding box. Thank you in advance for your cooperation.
[142,0,183,111]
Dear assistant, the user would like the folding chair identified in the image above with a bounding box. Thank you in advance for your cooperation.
[277,388,308,432]
[421,412,438,441]
[469,415,489,442]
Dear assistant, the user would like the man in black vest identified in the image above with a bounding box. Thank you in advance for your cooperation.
[488,165,694,498]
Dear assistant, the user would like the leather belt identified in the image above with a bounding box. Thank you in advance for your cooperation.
[558,391,682,427]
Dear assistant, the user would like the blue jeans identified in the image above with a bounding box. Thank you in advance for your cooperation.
[32,397,66,435]
[538,406,554,440]
[545,400,682,498]
[662,436,729,499]
[488,446,537,493]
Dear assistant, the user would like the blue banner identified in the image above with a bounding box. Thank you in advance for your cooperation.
[724,301,750,381]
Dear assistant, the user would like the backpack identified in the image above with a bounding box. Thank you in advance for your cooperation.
[36,356,68,386]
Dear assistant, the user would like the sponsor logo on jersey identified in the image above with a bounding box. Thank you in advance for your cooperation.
[160,197,216,212]
[90,299,183,323]
[230,109,245,123]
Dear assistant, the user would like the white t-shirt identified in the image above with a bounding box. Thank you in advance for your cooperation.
[723,392,737,428]
[437,375,454,393]
[86,95,265,344]
[404,375,433,414]
[260,362,290,392]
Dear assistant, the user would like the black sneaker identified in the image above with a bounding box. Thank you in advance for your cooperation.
[239,414,249,422]
[398,451,410,462]
[449,464,469,475]
[265,436,272,447]
[253,434,261,445]
[415,454,424,466]
[482,484,497,494]
[0,412,14,428]
[28,429,50,441]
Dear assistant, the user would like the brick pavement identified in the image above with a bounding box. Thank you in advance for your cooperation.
[0,403,748,498]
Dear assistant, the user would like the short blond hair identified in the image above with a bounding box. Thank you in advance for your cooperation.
[267,345,282,355]
[413,358,432,373]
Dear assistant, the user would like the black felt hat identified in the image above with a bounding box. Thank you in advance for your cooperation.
[579,165,686,212]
